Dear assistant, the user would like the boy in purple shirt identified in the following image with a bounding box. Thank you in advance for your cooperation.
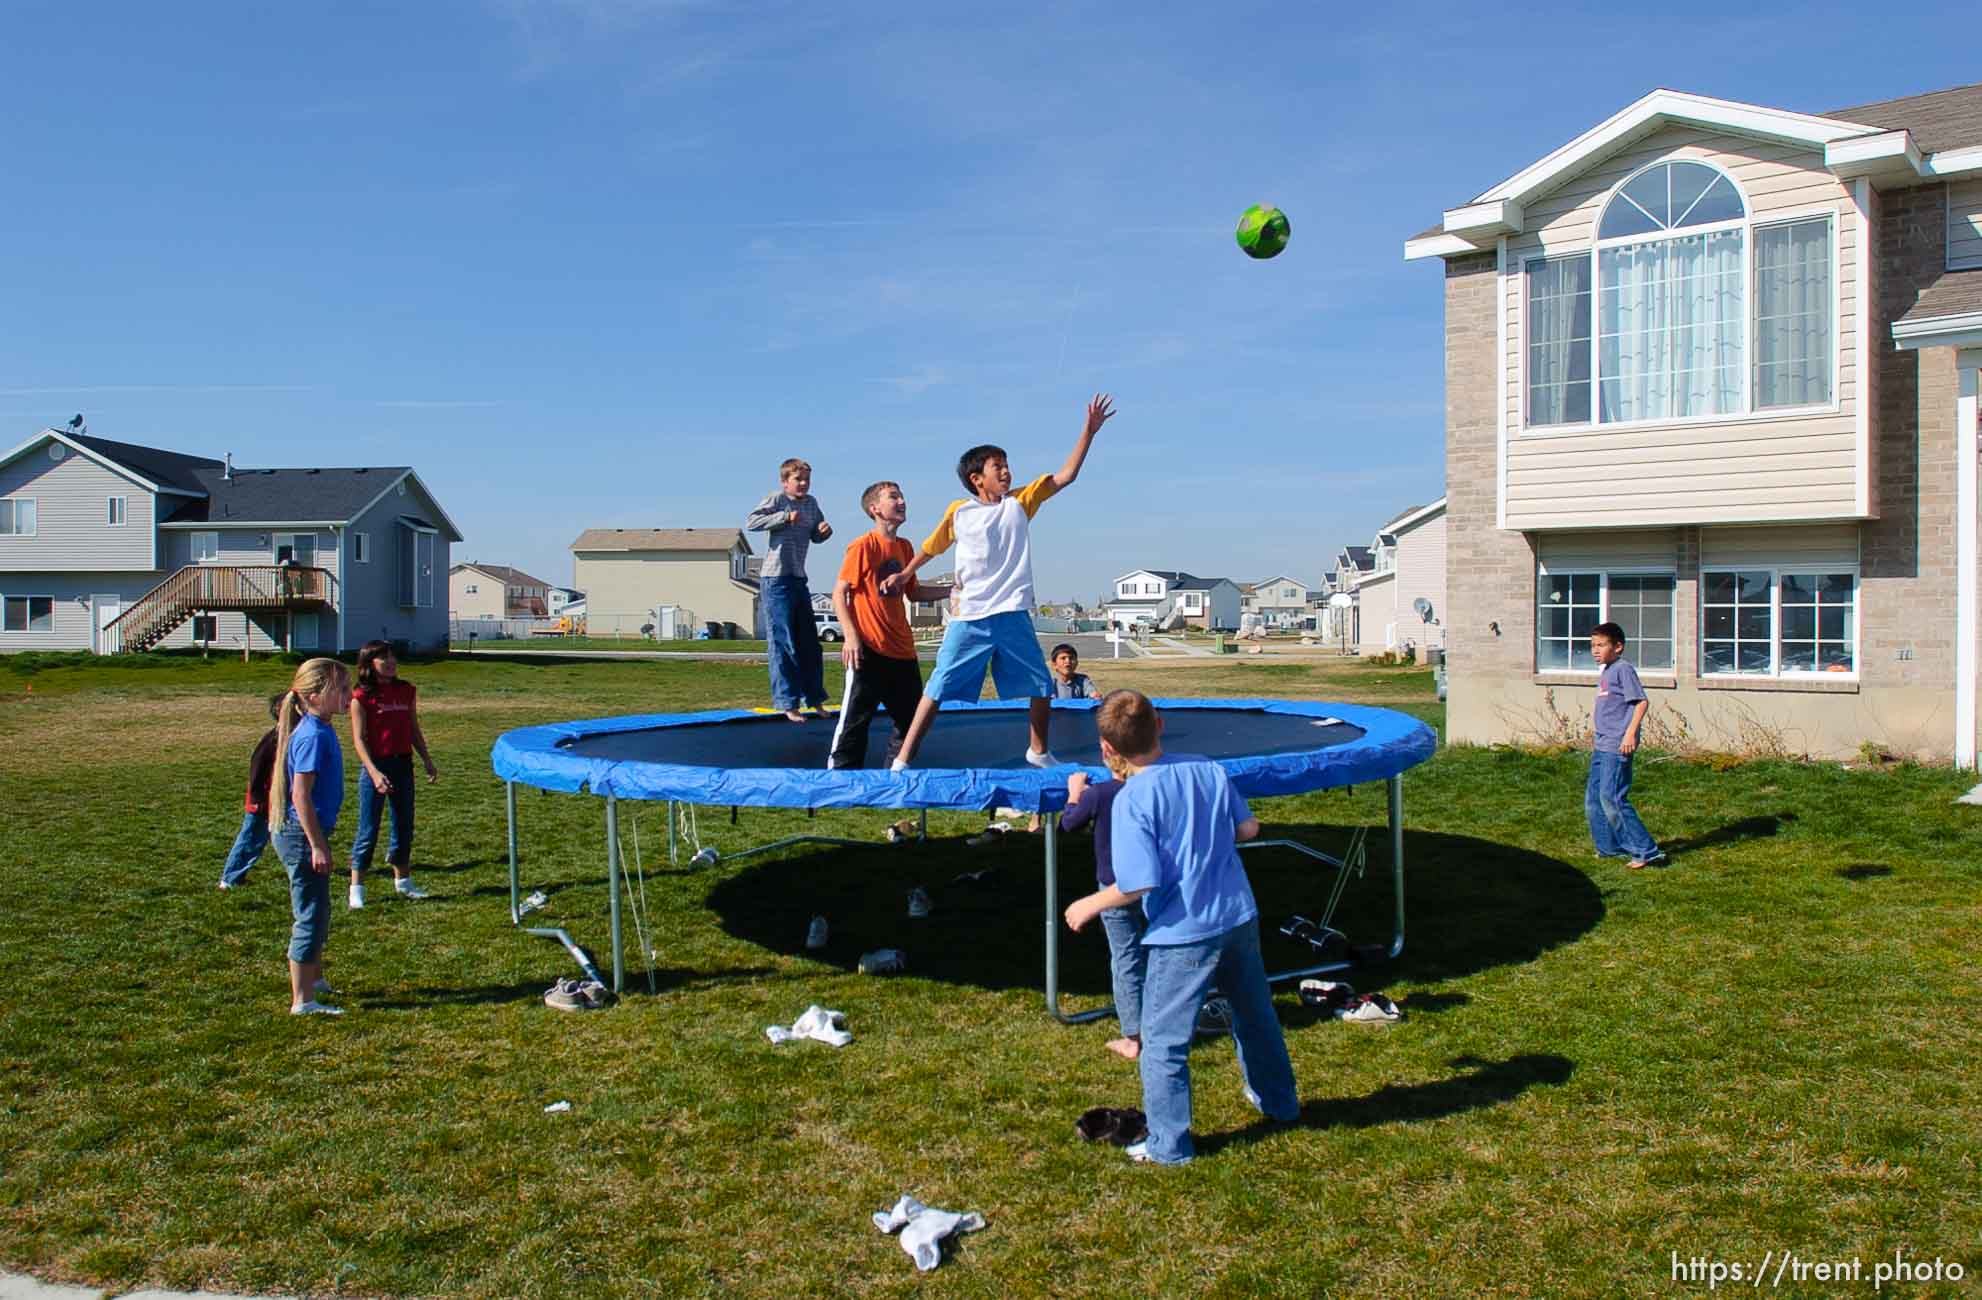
[1061,764,1139,1060]
[1063,690,1299,1165]
[1588,621,1666,869]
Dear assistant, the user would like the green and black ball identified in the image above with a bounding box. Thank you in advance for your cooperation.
[1235,204,1291,259]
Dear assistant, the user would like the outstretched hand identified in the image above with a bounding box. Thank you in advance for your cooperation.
[1082,393,1116,439]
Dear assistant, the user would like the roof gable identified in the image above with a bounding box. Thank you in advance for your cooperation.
[454,562,553,589]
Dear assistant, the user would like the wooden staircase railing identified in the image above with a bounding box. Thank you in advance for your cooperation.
[104,565,332,653]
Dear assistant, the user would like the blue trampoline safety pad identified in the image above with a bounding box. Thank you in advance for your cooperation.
[491,698,1435,814]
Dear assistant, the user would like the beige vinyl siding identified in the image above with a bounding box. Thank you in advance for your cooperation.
[575,548,758,634]
[1949,178,1982,271]
[0,448,158,572]
[1699,523,1858,569]
[1538,529,1680,572]
[1503,126,1861,529]
[1392,510,1448,649]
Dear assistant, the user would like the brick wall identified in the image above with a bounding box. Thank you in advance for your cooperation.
[1867,181,1958,696]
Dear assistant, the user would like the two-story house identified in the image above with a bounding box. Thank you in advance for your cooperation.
[449,562,554,621]
[1105,569,1242,631]
[570,527,760,639]
[1408,82,1982,766]
[1247,576,1312,630]
[0,427,460,654]
[1346,499,1449,657]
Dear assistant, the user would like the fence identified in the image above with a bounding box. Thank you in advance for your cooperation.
[449,614,756,643]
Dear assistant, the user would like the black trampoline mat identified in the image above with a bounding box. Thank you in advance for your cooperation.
[559,707,1367,771]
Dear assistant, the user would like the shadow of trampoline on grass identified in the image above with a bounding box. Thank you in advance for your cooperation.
[1195,1052,1575,1157]
[703,824,1606,999]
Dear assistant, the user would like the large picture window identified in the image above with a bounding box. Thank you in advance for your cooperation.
[1538,571,1676,671]
[3,595,54,632]
[1525,161,1835,429]
[1702,569,1856,676]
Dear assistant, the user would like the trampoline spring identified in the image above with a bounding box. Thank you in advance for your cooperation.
[730,805,739,825]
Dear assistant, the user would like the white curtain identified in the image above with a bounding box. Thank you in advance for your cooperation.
[1600,230,1742,422]
[1527,256,1591,425]
[1754,219,1832,408]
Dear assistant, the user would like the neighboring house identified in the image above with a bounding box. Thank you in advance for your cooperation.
[1345,500,1449,656]
[1105,569,1242,630]
[909,571,954,629]
[547,587,582,618]
[449,562,554,621]
[1248,575,1312,630]
[1407,81,1982,765]
[569,527,759,638]
[0,428,459,654]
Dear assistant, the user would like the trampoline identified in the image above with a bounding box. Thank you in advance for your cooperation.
[492,698,1436,1020]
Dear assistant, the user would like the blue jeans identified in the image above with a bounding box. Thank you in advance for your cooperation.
[220,810,270,886]
[1099,905,1148,1039]
[275,823,332,963]
[762,576,826,710]
[352,753,416,875]
[1586,749,1659,860]
[1137,919,1299,1165]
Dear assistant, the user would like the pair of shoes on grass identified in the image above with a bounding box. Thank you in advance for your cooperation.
[1336,992,1403,1024]
[349,879,430,909]
[1075,1106,1147,1146]
[544,977,611,1011]
[1627,850,1670,870]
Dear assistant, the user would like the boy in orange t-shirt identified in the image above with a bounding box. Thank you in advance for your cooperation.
[828,481,953,770]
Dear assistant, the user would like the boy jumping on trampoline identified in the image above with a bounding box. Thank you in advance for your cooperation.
[882,393,1115,769]
[1063,689,1299,1165]
[828,480,953,770]
[746,457,834,721]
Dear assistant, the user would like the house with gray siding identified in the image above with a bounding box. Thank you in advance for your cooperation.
[1408,81,1982,766]
[0,427,462,654]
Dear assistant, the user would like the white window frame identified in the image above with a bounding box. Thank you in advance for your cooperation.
[107,496,127,527]
[1519,156,1843,434]
[274,532,318,566]
[192,531,221,563]
[2,593,56,634]
[1699,565,1860,680]
[464,583,478,594]
[0,498,37,537]
[1536,568,1678,674]
[353,531,370,564]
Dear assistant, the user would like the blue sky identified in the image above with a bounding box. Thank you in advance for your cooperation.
[4,2,1975,603]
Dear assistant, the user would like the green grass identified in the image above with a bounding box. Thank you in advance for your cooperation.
[450,637,769,653]
[1,654,1979,1296]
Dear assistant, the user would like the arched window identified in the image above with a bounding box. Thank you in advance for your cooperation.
[1597,160,1745,239]
[1524,157,1834,428]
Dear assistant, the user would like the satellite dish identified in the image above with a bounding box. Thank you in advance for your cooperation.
[1413,597,1434,622]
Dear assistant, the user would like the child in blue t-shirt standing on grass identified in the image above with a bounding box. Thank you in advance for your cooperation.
[1588,621,1666,870]
[270,657,352,1017]
[1063,689,1299,1165]
[1061,761,1138,1060]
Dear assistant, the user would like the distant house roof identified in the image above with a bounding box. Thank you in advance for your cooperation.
[1894,269,1982,331]
[1252,575,1309,589]
[1379,504,1425,531]
[1377,532,1399,548]
[1142,569,1235,592]
[570,527,750,554]
[73,434,221,495]
[160,465,452,533]
[1341,547,1375,572]
[453,562,554,589]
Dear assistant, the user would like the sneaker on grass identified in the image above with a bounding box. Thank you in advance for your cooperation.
[348,883,366,910]
[290,1001,345,1017]
[313,977,338,998]
[544,978,592,1012]
[1196,995,1235,1037]
[395,878,430,900]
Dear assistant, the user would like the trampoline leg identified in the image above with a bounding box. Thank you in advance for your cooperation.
[918,808,928,843]
[1043,813,1113,1025]
[1387,776,1406,959]
[506,781,520,924]
[667,800,677,867]
[606,796,624,995]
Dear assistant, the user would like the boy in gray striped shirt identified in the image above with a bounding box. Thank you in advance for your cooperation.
[746,457,834,720]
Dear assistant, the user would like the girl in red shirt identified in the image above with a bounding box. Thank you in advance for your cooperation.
[347,640,438,908]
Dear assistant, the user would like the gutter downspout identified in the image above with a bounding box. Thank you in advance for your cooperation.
[1957,353,1979,770]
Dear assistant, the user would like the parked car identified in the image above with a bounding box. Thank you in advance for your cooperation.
[813,610,845,642]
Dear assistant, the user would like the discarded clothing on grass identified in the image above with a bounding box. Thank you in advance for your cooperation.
[766,1004,853,1047]
[1074,1106,1147,1146]
[871,1194,987,1271]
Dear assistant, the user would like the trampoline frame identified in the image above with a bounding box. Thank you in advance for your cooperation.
[495,698,1427,1021]
[502,776,1405,1023]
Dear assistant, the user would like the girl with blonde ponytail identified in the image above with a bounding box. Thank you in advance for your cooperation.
[270,657,352,1016]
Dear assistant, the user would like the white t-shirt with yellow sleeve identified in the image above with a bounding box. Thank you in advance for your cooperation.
[919,474,1060,621]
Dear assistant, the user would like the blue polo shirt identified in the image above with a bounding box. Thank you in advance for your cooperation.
[285,713,345,833]
[1108,755,1257,945]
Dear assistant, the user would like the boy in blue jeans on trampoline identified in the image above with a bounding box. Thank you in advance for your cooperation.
[1063,689,1300,1165]
[883,394,1115,768]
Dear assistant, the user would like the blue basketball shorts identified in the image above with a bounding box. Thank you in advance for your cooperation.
[923,610,1054,703]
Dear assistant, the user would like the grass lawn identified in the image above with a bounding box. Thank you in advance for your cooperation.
[1,651,1978,1297]
[450,637,769,654]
